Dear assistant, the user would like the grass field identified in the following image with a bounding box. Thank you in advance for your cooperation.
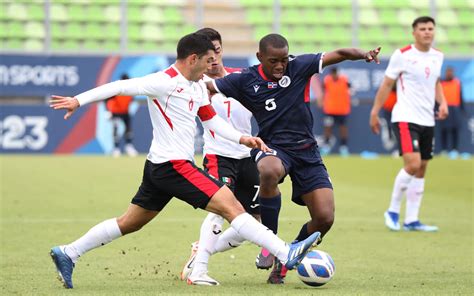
[0,155,472,295]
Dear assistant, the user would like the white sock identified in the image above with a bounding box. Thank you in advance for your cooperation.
[388,168,413,213]
[230,213,289,263]
[192,213,224,275]
[64,218,122,263]
[405,177,425,224]
[213,227,245,253]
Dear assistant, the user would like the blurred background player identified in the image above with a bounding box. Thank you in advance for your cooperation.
[207,33,381,284]
[180,28,261,286]
[381,85,398,156]
[318,67,352,156]
[106,74,138,157]
[370,16,448,232]
[439,66,463,159]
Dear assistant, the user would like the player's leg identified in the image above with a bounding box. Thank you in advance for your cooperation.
[206,185,320,270]
[385,122,422,230]
[123,114,138,156]
[404,126,437,232]
[183,155,235,283]
[321,115,334,155]
[111,114,122,157]
[252,150,287,269]
[338,116,350,156]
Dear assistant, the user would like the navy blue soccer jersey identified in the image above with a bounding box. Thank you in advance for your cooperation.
[214,53,323,148]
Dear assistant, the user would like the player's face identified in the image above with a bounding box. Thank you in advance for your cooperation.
[206,40,223,76]
[412,22,435,47]
[258,45,289,81]
[191,50,216,82]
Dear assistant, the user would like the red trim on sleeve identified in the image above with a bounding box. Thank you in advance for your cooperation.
[164,67,178,78]
[153,98,173,129]
[204,154,219,179]
[170,160,221,198]
[304,78,311,102]
[400,45,412,53]
[399,122,413,154]
[198,105,217,121]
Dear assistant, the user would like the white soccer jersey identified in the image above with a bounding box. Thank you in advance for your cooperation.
[385,44,444,126]
[76,65,231,163]
[202,68,252,159]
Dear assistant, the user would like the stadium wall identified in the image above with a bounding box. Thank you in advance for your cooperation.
[1,54,473,154]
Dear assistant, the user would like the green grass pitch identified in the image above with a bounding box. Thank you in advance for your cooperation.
[1,155,472,295]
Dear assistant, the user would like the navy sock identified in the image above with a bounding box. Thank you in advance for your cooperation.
[259,194,281,234]
[294,223,309,242]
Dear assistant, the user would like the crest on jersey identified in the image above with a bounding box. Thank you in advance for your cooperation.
[278,76,291,88]
[253,85,260,93]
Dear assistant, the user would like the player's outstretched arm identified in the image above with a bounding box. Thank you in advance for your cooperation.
[370,76,395,134]
[322,47,381,68]
[50,95,80,120]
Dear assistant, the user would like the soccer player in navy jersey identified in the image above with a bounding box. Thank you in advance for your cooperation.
[207,33,381,283]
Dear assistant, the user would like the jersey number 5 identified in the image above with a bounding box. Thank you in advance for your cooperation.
[265,98,276,111]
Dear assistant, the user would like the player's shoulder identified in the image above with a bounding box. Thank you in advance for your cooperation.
[430,47,444,58]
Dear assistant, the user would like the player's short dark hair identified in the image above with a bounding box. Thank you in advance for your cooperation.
[195,27,222,45]
[120,74,129,80]
[259,34,288,54]
[176,33,215,60]
[412,16,435,29]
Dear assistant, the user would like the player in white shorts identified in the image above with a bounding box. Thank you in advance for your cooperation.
[180,28,262,286]
[370,16,448,232]
[48,33,321,289]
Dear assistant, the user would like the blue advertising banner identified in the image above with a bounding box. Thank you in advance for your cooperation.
[1,103,473,155]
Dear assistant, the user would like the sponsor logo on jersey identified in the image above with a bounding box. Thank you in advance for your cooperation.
[278,76,291,88]
[253,85,260,93]
[267,82,278,89]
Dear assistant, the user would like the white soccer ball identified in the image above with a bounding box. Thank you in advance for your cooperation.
[296,250,335,286]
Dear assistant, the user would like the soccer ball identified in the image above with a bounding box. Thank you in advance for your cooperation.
[296,250,335,286]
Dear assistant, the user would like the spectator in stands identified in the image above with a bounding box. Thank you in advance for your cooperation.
[439,66,463,159]
[106,74,138,157]
[318,67,352,156]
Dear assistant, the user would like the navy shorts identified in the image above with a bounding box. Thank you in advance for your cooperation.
[203,154,260,215]
[251,144,333,206]
[392,122,434,160]
[131,159,224,211]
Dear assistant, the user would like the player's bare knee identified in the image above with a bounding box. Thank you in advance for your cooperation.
[116,216,144,235]
[258,166,281,186]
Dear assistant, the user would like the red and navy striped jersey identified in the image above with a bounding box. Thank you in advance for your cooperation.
[214,53,323,148]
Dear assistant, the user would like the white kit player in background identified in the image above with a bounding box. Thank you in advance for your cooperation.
[370,16,448,232]
[48,33,321,289]
[181,28,262,286]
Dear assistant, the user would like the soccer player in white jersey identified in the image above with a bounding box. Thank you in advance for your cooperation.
[370,16,448,232]
[48,33,321,289]
[180,28,262,286]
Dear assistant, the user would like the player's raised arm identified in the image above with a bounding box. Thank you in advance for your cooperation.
[369,76,396,134]
[322,47,381,68]
[50,74,161,120]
